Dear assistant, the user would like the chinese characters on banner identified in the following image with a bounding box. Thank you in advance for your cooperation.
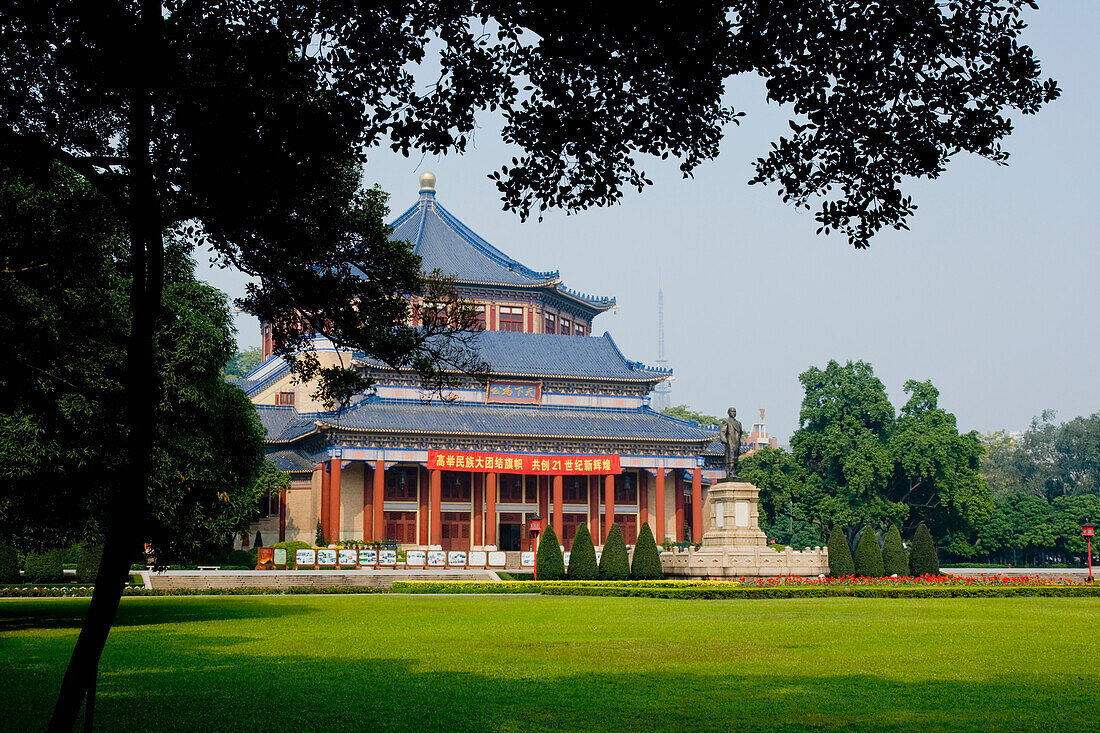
[427,450,621,475]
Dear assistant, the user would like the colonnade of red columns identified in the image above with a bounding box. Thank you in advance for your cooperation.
[319,459,704,547]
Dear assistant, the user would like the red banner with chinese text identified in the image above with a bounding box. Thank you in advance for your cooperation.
[427,450,620,475]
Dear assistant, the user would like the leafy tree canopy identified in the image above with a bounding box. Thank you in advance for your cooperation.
[661,405,721,427]
[224,346,262,379]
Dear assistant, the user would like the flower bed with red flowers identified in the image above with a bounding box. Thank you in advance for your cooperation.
[738,573,1085,587]
[539,574,1100,600]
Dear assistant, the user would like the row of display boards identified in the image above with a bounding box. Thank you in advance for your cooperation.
[266,547,535,570]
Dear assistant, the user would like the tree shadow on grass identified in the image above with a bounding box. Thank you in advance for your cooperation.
[0,596,310,633]
[71,656,1100,733]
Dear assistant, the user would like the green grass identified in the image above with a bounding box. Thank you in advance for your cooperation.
[1,596,1097,732]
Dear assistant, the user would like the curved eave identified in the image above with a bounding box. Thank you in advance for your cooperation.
[351,362,670,384]
[314,422,714,444]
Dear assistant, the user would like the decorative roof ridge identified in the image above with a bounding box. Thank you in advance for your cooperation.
[430,199,558,282]
[601,332,673,376]
[554,283,617,309]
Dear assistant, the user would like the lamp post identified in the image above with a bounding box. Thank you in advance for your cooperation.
[528,514,542,580]
[1083,523,1094,583]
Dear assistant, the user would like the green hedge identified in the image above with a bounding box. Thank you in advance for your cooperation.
[392,581,546,594]
[0,585,385,598]
[539,585,1100,600]
[23,550,63,583]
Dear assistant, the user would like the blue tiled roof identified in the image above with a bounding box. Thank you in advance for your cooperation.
[270,399,715,444]
[359,330,671,382]
[388,191,615,310]
[256,405,301,440]
[267,449,317,473]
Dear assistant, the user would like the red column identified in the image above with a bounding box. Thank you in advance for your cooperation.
[329,458,342,543]
[604,474,615,543]
[539,476,549,522]
[655,468,666,544]
[588,475,600,541]
[638,472,649,528]
[430,469,442,546]
[674,470,685,542]
[373,461,386,541]
[320,462,331,543]
[419,467,430,545]
[473,473,483,547]
[552,474,563,539]
[692,467,703,543]
[363,463,373,541]
[486,473,497,546]
[278,488,287,543]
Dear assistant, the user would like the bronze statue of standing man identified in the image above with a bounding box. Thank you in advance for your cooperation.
[718,407,743,479]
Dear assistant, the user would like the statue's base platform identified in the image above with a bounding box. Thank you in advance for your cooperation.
[661,478,828,577]
[660,545,828,578]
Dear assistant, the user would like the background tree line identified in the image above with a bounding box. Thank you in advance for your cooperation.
[735,361,1097,567]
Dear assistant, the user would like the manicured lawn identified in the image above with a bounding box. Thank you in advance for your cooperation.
[1,595,1097,731]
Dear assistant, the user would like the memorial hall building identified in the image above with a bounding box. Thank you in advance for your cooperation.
[239,173,719,552]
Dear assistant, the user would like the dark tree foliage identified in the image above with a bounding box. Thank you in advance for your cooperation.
[536,524,566,581]
[567,524,598,580]
[630,522,664,580]
[0,2,1057,727]
[76,545,104,584]
[315,521,326,548]
[882,525,909,577]
[910,522,941,577]
[599,524,631,581]
[854,526,885,578]
[0,543,18,583]
[827,524,855,577]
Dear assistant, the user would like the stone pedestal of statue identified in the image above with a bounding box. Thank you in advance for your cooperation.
[660,478,828,578]
[700,480,768,549]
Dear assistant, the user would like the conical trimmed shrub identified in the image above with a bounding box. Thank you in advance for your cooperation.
[536,524,566,580]
[76,544,103,583]
[882,525,909,576]
[0,543,19,583]
[631,522,663,579]
[827,524,854,577]
[315,521,326,547]
[854,526,884,577]
[910,522,940,576]
[254,531,264,548]
[567,524,598,580]
[599,524,630,580]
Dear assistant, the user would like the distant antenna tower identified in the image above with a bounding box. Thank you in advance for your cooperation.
[653,280,672,411]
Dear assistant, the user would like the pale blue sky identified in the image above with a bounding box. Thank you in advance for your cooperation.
[201,3,1099,444]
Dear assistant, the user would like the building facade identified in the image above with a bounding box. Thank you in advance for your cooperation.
[242,174,717,551]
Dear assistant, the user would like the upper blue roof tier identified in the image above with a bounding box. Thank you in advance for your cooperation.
[267,400,716,445]
[388,185,615,311]
[358,330,672,383]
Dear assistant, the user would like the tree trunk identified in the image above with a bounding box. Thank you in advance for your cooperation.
[48,3,165,730]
